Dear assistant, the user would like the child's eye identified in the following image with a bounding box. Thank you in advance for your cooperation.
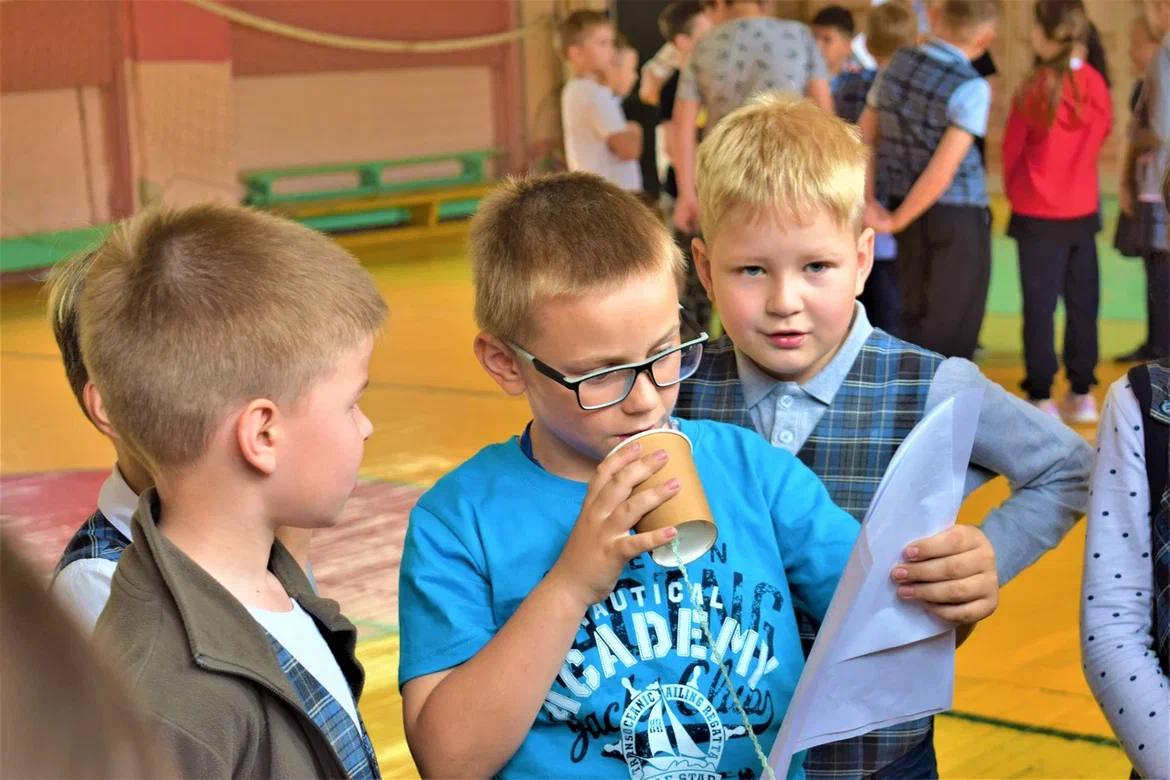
[739,266,765,277]
[805,261,831,274]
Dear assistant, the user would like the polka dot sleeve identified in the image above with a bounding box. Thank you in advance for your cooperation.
[1081,378,1169,778]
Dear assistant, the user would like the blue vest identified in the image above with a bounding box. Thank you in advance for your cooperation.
[674,330,945,777]
[53,510,131,579]
[263,631,381,780]
[875,45,986,207]
[833,69,876,125]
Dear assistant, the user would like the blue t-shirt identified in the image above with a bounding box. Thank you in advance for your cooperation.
[398,418,858,779]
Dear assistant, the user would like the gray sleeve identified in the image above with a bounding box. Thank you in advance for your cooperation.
[676,49,701,104]
[926,358,1092,584]
[1151,43,1170,142]
[801,24,829,84]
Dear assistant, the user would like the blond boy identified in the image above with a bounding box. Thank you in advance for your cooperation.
[559,11,643,191]
[675,92,1091,778]
[397,172,998,778]
[84,204,386,779]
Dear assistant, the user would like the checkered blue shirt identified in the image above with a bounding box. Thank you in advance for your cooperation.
[53,510,131,578]
[674,326,944,777]
[833,68,876,125]
[264,631,381,780]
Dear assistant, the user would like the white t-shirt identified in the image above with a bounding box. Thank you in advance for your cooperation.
[49,467,138,635]
[560,77,642,191]
[249,600,361,729]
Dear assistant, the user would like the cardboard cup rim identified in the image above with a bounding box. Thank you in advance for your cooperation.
[605,426,693,459]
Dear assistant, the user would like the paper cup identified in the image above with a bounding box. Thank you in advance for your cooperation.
[607,427,717,566]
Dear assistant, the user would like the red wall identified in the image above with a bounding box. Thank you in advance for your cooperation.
[230,1,514,75]
[0,1,118,93]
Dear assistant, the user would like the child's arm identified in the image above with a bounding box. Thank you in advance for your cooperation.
[928,360,1093,584]
[400,444,681,778]
[805,78,833,113]
[671,97,702,233]
[607,121,644,162]
[1000,104,1027,190]
[886,126,976,233]
[1081,381,1168,779]
[639,42,681,106]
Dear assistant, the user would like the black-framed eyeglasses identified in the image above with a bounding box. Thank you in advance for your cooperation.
[507,308,709,411]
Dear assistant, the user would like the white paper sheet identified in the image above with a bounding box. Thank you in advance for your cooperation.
[768,387,984,778]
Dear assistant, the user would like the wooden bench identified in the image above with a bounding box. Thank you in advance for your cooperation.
[240,150,498,243]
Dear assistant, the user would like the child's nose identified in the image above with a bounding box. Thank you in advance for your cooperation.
[766,279,803,317]
[358,407,374,440]
[620,370,660,415]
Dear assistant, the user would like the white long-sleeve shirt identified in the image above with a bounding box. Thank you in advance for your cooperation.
[1082,377,1169,779]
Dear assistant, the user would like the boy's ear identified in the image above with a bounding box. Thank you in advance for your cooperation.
[236,398,279,476]
[854,227,876,297]
[691,237,715,300]
[82,380,118,440]
[474,332,528,397]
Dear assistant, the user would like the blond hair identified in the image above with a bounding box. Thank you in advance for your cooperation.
[556,10,612,59]
[78,203,386,472]
[866,2,918,58]
[939,0,1000,42]
[46,249,100,413]
[697,92,868,239]
[470,173,684,342]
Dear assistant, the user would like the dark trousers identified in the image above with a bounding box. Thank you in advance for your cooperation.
[894,203,991,359]
[1143,251,1170,355]
[1016,235,1100,398]
[859,260,901,335]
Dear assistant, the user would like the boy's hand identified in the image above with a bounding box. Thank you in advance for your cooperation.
[890,525,998,625]
[547,442,681,610]
[673,194,700,233]
[864,200,893,233]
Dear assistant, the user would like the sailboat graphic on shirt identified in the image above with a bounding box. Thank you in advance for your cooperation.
[615,676,725,779]
[645,691,706,770]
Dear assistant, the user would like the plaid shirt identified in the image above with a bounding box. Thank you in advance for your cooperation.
[833,68,876,125]
[674,330,944,778]
[265,631,381,780]
[53,510,131,578]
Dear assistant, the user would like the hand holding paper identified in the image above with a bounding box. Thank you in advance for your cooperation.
[768,388,987,778]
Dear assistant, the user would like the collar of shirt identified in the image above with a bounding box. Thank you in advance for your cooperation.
[734,302,874,410]
[923,37,969,65]
[98,465,139,541]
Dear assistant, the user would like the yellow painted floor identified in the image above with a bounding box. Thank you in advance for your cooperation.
[0,232,1141,778]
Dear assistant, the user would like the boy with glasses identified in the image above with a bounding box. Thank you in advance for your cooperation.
[396,172,999,778]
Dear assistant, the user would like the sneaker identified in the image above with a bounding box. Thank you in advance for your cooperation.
[1029,399,1060,419]
[1060,393,1098,425]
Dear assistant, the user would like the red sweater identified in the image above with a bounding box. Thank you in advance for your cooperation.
[1002,63,1112,220]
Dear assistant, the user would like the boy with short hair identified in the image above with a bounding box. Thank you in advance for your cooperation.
[559,10,643,192]
[861,0,1000,359]
[397,172,999,778]
[812,4,863,119]
[855,0,920,333]
[45,251,151,634]
[608,34,640,101]
[84,203,387,779]
[675,92,1092,778]
[45,250,314,634]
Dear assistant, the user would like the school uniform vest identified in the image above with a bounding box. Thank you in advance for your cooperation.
[263,632,381,780]
[876,46,987,207]
[833,69,876,125]
[674,330,945,777]
[53,510,131,579]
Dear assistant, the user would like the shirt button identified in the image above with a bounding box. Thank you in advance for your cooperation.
[779,430,795,445]
[780,395,794,409]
